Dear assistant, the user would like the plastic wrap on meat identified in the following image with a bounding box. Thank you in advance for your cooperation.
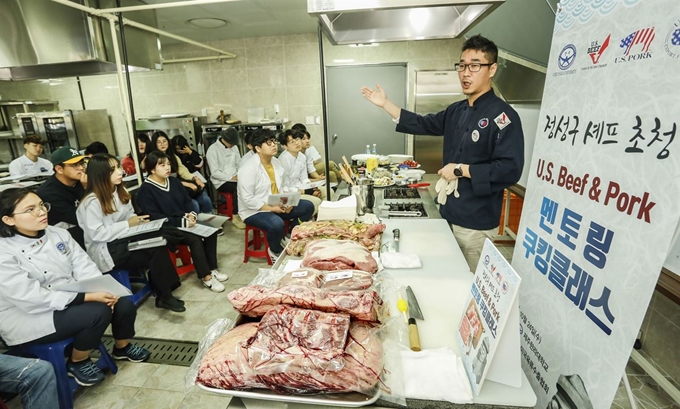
[258,322,383,394]
[276,268,322,288]
[247,306,350,374]
[287,221,386,256]
[228,285,379,322]
[320,270,374,291]
[302,239,378,273]
[197,323,265,390]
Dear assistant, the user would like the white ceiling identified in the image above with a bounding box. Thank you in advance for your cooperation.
[142,0,319,44]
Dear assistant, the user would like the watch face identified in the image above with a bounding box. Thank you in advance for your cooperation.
[454,168,463,177]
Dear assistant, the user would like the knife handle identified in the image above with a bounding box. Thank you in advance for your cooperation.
[408,317,421,352]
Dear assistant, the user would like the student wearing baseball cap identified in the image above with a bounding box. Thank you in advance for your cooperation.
[36,146,87,249]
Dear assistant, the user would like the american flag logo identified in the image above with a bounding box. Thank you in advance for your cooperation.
[620,27,655,56]
[672,28,680,46]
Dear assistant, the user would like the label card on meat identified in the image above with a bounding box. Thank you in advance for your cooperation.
[455,239,522,395]
[324,271,353,281]
[292,271,309,278]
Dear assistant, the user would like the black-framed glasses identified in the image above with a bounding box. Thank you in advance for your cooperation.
[454,63,494,72]
[264,139,277,146]
[13,202,51,217]
[65,160,86,169]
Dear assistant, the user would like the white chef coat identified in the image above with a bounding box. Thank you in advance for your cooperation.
[8,155,54,177]
[0,226,102,346]
[278,150,311,193]
[305,146,322,162]
[206,140,241,188]
[239,150,255,170]
[237,155,285,220]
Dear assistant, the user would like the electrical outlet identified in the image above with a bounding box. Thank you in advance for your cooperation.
[274,104,280,113]
[305,116,314,125]
[315,116,321,125]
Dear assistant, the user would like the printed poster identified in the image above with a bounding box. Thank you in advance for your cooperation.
[457,239,522,395]
[513,1,680,408]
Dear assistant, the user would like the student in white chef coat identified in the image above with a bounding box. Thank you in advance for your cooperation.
[0,188,150,388]
[237,128,315,263]
[277,129,323,214]
[291,123,341,184]
[206,127,245,229]
[8,134,54,177]
[76,153,184,312]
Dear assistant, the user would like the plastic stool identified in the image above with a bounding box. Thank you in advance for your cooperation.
[168,245,195,276]
[217,192,234,220]
[243,225,272,265]
[17,338,117,409]
[108,269,153,306]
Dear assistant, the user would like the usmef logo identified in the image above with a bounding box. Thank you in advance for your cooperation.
[664,20,680,59]
[588,34,611,64]
[616,27,655,63]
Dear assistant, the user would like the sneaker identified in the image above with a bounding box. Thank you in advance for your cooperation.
[217,229,224,236]
[280,236,290,248]
[203,276,225,292]
[267,248,280,264]
[155,296,186,312]
[112,343,151,363]
[67,358,105,387]
[232,215,246,230]
[210,269,229,282]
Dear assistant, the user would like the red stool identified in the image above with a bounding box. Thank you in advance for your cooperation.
[217,192,234,220]
[243,225,272,265]
[168,245,195,276]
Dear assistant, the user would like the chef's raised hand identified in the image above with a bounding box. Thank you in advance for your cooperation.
[360,83,388,107]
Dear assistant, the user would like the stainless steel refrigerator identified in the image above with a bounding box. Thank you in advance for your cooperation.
[413,70,465,173]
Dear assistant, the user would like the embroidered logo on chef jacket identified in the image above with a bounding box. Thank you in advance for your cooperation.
[30,239,44,249]
[471,130,480,142]
[478,118,489,129]
[40,167,48,172]
[494,112,511,130]
[56,242,71,256]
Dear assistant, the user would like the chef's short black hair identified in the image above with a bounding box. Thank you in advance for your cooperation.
[462,34,498,64]
[0,188,36,237]
[251,128,276,148]
[278,129,303,146]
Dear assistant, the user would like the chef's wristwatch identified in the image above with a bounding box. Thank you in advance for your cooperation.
[454,163,464,178]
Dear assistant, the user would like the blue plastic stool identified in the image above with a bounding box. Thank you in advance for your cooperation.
[108,269,153,306]
[17,338,118,409]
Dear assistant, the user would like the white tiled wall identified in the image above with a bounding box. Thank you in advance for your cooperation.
[0,32,462,159]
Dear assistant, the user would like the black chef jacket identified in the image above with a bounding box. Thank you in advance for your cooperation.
[396,89,524,230]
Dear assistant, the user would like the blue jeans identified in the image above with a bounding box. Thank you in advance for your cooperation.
[245,199,315,254]
[0,355,58,409]
[191,190,213,214]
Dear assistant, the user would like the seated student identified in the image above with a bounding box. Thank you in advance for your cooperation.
[237,128,315,263]
[136,151,228,293]
[8,134,54,177]
[76,154,184,312]
[206,127,245,229]
[0,188,151,387]
[36,146,87,249]
[83,141,109,157]
[277,129,323,214]
[292,123,341,184]
[121,133,150,176]
[172,134,204,174]
[0,354,58,409]
[150,131,212,214]
[239,131,255,169]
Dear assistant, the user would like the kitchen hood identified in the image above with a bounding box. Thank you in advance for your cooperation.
[308,0,504,45]
[0,0,160,81]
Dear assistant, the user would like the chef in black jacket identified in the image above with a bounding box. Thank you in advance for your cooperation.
[36,146,87,249]
[361,34,524,271]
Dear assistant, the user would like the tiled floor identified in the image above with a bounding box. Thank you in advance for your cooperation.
[5,217,678,408]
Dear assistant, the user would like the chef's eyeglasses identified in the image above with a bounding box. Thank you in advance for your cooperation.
[454,63,494,72]
[14,202,51,217]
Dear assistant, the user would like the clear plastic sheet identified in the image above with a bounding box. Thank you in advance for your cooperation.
[249,267,375,292]
[185,317,235,393]
[301,239,379,273]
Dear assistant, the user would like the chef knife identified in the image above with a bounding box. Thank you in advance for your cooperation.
[392,228,400,252]
[406,286,424,351]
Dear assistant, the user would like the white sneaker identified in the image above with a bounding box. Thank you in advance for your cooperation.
[203,276,225,292]
[280,236,290,248]
[210,269,229,282]
[232,215,246,230]
[267,248,280,264]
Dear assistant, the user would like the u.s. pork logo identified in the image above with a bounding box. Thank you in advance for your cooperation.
[494,112,511,130]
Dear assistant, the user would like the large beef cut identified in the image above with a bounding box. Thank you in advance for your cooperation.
[228,285,380,322]
[302,239,378,273]
[247,305,350,374]
[320,270,374,291]
[276,268,323,288]
[287,221,385,256]
[196,322,265,390]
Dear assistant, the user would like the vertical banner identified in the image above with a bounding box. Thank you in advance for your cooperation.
[513,1,680,408]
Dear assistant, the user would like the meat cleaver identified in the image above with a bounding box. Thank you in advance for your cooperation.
[406,286,424,351]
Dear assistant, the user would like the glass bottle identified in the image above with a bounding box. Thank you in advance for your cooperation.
[371,143,377,154]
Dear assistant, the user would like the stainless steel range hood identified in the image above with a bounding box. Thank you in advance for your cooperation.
[0,0,160,81]
[308,0,504,45]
